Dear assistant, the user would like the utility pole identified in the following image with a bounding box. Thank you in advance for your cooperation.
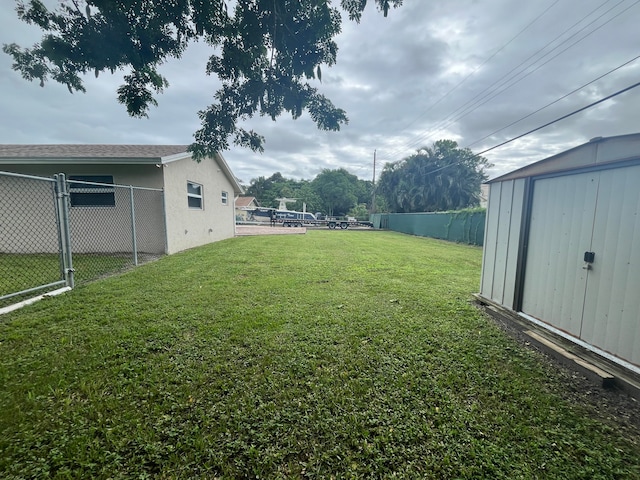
[371,149,377,214]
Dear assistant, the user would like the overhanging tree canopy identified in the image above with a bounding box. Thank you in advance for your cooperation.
[4,0,402,159]
[377,140,490,213]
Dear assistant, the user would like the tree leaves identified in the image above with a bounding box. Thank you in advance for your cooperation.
[378,140,491,213]
[5,0,403,157]
[243,168,371,216]
[116,68,169,118]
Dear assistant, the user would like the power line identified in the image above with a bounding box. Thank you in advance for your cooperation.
[379,0,635,163]
[381,0,626,160]
[384,0,562,136]
[466,53,640,148]
[392,79,640,180]
[433,0,640,146]
[475,79,640,157]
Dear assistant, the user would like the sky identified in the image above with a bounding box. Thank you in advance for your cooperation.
[1,0,639,184]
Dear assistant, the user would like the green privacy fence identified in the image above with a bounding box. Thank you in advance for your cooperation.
[370,210,486,246]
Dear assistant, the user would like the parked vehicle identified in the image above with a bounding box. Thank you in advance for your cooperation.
[248,208,371,229]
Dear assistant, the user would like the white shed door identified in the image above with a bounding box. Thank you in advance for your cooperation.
[581,165,640,365]
[521,171,599,337]
[522,165,640,365]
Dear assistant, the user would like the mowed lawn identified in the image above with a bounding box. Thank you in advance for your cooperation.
[0,231,638,479]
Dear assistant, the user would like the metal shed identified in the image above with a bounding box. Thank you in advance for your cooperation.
[478,133,640,375]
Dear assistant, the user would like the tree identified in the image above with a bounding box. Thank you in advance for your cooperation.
[4,0,403,159]
[377,140,490,213]
[245,168,371,216]
[244,172,322,212]
[347,203,369,220]
[311,168,363,216]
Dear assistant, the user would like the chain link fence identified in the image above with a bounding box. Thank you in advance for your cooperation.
[1,171,165,309]
[0,172,64,307]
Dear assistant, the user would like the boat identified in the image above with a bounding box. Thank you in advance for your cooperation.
[245,197,317,225]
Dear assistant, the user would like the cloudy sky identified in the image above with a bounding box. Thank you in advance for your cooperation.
[1,0,639,184]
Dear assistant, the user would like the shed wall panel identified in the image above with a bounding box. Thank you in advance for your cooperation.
[503,179,525,309]
[582,164,640,365]
[479,179,525,308]
[480,183,500,302]
[491,181,511,303]
[480,183,502,298]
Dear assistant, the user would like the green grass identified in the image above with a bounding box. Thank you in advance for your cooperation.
[0,253,133,307]
[0,253,62,296]
[0,231,638,479]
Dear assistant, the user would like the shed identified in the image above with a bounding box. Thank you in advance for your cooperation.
[0,145,243,254]
[479,133,640,374]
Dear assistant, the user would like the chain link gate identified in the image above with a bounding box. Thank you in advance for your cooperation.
[1,171,165,309]
[0,171,68,307]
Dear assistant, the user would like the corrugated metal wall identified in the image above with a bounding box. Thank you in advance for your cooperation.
[482,161,640,367]
[479,179,525,308]
[581,165,640,365]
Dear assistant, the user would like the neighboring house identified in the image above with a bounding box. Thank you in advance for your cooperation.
[0,145,243,254]
[235,196,260,221]
[479,133,640,374]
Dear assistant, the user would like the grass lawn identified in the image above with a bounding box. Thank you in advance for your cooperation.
[0,253,134,307]
[0,231,638,479]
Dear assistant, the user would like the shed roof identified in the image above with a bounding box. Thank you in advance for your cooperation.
[489,133,640,183]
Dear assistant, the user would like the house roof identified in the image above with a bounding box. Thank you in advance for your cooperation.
[0,144,244,194]
[0,144,190,160]
[489,133,640,183]
[235,196,259,208]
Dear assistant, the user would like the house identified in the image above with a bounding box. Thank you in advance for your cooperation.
[235,196,260,221]
[0,145,243,254]
[478,133,640,375]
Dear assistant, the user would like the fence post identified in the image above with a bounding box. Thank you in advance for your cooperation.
[129,185,138,266]
[55,174,75,289]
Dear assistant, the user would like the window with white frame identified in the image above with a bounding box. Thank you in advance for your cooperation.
[69,175,115,207]
[221,191,228,205]
[187,181,203,209]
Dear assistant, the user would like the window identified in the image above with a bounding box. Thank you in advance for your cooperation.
[188,181,203,209]
[69,175,115,207]
[221,191,228,205]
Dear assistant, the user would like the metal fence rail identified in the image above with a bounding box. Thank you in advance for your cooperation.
[1,171,166,308]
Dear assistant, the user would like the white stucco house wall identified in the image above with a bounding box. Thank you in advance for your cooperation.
[0,145,243,255]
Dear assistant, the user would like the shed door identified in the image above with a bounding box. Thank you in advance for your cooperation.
[521,165,640,365]
[580,165,640,365]
[521,171,599,337]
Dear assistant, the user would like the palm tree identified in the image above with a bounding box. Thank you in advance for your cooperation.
[377,140,490,213]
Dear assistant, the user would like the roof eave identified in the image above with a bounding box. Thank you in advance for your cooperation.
[214,152,244,194]
[0,156,170,165]
[488,132,640,183]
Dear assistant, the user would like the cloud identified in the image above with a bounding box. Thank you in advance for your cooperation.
[1,0,639,183]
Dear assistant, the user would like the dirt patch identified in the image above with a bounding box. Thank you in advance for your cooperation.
[479,303,640,439]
